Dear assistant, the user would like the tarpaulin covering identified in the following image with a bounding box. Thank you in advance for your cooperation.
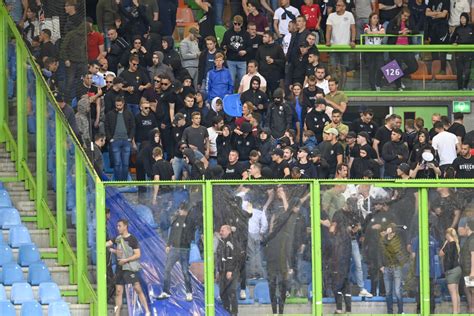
[105,185,228,315]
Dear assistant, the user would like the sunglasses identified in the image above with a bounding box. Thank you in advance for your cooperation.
[143,107,150,110]
[154,80,161,83]
[233,22,242,25]
[162,82,170,86]
[131,62,139,66]
[106,81,113,84]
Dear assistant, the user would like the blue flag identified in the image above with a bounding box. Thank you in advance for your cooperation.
[223,94,242,117]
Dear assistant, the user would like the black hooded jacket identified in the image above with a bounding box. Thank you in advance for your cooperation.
[255,42,286,80]
[451,13,474,44]
[136,130,163,178]
[240,77,270,116]
[162,36,181,67]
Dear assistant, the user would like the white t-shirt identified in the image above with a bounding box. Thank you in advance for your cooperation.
[207,127,219,157]
[282,32,292,54]
[326,11,355,45]
[239,72,267,92]
[449,0,470,26]
[316,79,330,94]
[274,6,300,36]
[432,131,459,165]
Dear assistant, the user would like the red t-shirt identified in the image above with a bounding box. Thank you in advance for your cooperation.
[87,31,104,61]
[301,4,321,30]
[247,12,268,33]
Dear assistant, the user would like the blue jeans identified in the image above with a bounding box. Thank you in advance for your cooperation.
[110,139,131,181]
[163,247,192,293]
[246,233,265,278]
[214,0,224,25]
[351,240,364,289]
[172,157,188,180]
[226,60,246,89]
[383,266,403,314]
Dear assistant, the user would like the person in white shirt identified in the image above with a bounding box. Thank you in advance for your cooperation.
[207,116,224,166]
[315,65,330,94]
[282,20,296,55]
[238,60,267,93]
[449,0,470,32]
[432,121,459,170]
[245,196,268,279]
[325,0,356,88]
[273,0,300,39]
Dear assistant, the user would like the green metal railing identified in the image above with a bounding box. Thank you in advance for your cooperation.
[0,3,473,315]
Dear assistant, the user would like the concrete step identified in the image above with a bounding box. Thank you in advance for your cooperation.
[0,161,16,171]
[4,284,79,304]
[0,171,17,177]
[2,229,76,249]
[14,304,91,316]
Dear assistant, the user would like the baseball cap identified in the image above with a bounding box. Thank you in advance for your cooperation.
[315,98,327,106]
[346,131,356,139]
[299,146,310,154]
[326,128,339,136]
[397,163,411,175]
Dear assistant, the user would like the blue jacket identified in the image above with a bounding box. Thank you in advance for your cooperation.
[206,67,233,102]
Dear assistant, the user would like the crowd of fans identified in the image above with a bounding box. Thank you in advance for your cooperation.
[5,0,474,314]
[7,0,474,184]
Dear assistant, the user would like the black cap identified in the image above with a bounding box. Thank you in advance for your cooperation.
[271,148,284,157]
[315,98,327,105]
[346,131,356,139]
[358,131,371,142]
[397,163,411,175]
[310,148,321,157]
[299,146,310,154]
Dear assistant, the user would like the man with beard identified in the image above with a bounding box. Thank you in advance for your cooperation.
[241,76,270,123]
[256,31,286,96]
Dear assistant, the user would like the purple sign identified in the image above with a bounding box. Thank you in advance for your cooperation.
[381,60,404,83]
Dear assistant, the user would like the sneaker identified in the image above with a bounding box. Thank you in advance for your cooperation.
[359,289,373,298]
[157,292,171,299]
[375,86,381,91]
[239,289,247,300]
[400,81,406,89]
[186,292,193,301]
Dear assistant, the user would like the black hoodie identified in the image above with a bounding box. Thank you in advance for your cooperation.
[162,36,181,67]
[451,13,474,44]
[146,21,163,54]
[240,76,270,116]
[255,42,286,80]
[137,129,163,178]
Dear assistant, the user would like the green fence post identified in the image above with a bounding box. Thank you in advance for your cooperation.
[75,152,88,303]
[96,181,107,316]
[0,12,7,142]
[35,79,47,228]
[16,44,27,179]
[312,181,323,316]
[204,181,215,316]
[419,188,430,315]
[55,113,67,264]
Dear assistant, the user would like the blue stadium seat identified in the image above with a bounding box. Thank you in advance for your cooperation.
[39,282,62,304]
[134,204,158,229]
[0,244,13,266]
[0,284,6,300]
[28,261,52,285]
[0,300,16,316]
[21,300,43,316]
[0,189,13,208]
[9,225,32,248]
[48,300,71,316]
[188,243,202,263]
[0,207,21,228]
[11,283,34,304]
[254,281,271,304]
[2,262,25,285]
[18,243,41,266]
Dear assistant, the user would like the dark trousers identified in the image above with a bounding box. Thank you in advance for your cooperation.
[364,52,384,89]
[332,271,351,312]
[456,53,472,89]
[220,274,238,316]
[390,52,418,88]
[159,1,178,36]
[268,270,288,314]
[65,61,87,102]
[369,265,386,296]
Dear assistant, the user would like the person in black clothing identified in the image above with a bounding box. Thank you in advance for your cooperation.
[194,0,216,49]
[350,147,380,178]
[232,122,257,161]
[104,77,125,114]
[117,0,150,43]
[425,0,449,73]
[452,143,474,178]
[136,128,162,197]
[157,202,196,302]
[256,31,286,96]
[161,36,181,67]
[151,146,174,204]
[119,55,152,114]
[216,225,240,316]
[322,128,344,178]
[258,128,274,166]
[182,148,207,179]
[288,43,311,87]
[381,128,409,178]
[295,146,318,178]
[304,98,330,143]
[223,150,248,179]
[156,75,176,158]
[38,29,57,66]
[448,113,467,143]
[303,75,325,108]
[266,88,293,139]
[217,126,233,167]
[106,28,129,74]
[120,35,150,68]
[351,108,379,140]
[134,100,159,149]
[451,13,474,90]
[240,76,270,122]
[439,227,462,314]
[247,22,263,61]
[271,148,291,178]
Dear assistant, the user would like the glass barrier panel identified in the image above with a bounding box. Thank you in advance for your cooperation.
[320,184,419,314]
[104,183,205,315]
[429,187,474,314]
[212,183,313,315]
[66,134,76,247]
[315,50,463,92]
[46,94,56,211]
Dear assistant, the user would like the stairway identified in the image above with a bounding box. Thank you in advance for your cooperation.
[0,145,91,315]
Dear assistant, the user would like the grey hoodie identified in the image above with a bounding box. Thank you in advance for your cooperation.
[148,51,175,81]
[75,97,91,144]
